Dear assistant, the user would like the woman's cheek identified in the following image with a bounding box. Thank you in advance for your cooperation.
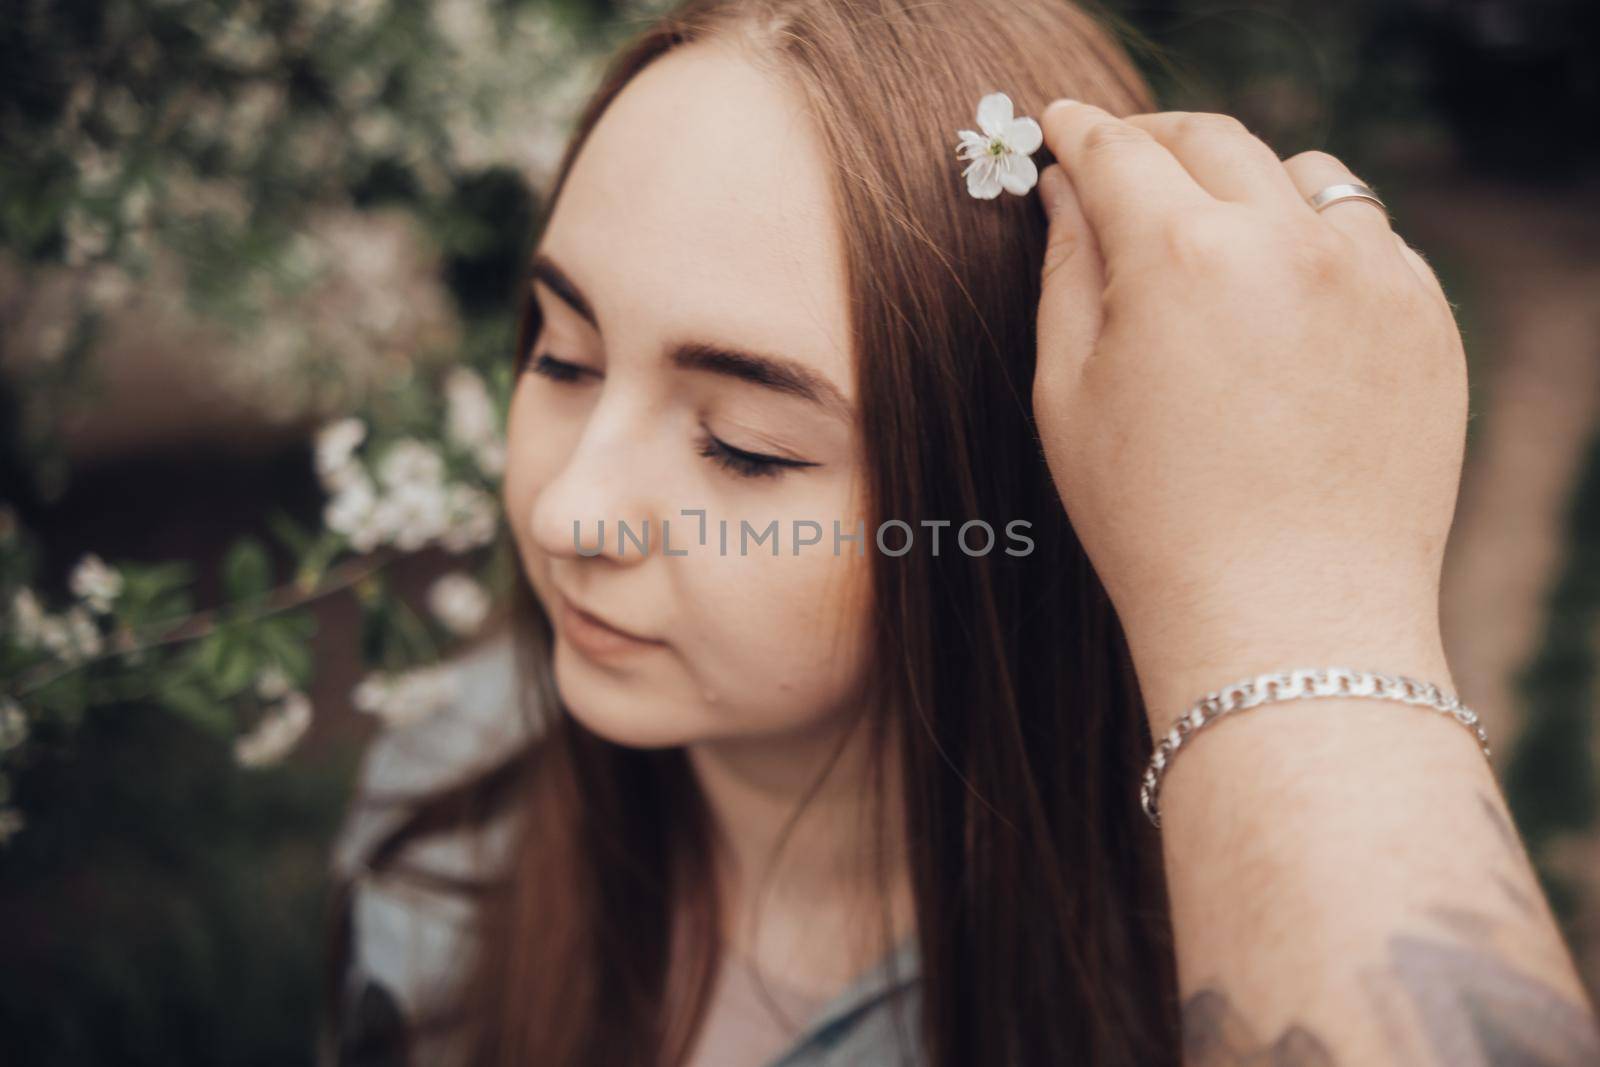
[683,546,873,719]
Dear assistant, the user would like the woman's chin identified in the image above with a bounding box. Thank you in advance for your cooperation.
[566,706,692,749]
[552,646,700,749]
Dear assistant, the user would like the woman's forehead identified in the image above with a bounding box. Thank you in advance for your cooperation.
[538,42,852,390]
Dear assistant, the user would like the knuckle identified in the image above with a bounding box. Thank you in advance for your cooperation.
[1081,119,1154,156]
[1287,149,1347,173]
[1174,111,1248,142]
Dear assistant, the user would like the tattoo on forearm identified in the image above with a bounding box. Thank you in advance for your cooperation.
[1476,790,1541,918]
[1181,986,1335,1066]
[1179,788,1599,1064]
[1491,872,1541,919]
[1423,902,1502,944]
[1478,791,1522,861]
[1385,927,1600,1066]
[1181,913,1600,1065]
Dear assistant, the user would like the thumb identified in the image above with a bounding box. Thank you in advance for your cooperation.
[1035,164,1105,387]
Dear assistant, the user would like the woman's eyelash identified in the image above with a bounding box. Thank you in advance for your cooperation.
[524,354,815,480]
[696,433,818,480]
[527,353,593,383]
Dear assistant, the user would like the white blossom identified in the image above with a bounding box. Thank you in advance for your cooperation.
[102,86,142,138]
[341,0,389,31]
[209,14,275,67]
[440,485,499,553]
[40,606,102,663]
[315,417,368,491]
[69,553,124,614]
[226,83,288,160]
[434,0,493,53]
[0,699,27,751]
[63,207,112,265]
[351,675,386,714]
[373,480,450,552]
[9,589,46,648]
[73,141,120,189]
[378,438,446,490]
[254,664,294,702]
[955,92,1043,200]
[427,572,490,635]
[85,265,134,312]
[324,472,384,552]
[352,111,402,155]
[121,185,153,228]
[351,664,460,730]
[325,442,493,554]
[233,691,313,767]
[445,368,499,449]
[69,607,103,658]
[37,617,72,659]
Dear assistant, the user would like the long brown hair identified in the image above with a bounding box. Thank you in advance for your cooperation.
[324,1,1179,1064]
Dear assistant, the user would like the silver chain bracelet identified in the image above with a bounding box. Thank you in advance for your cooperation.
[1140,666,1492,829]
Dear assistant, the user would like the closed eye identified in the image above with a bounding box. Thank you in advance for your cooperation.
[524,350,817,480]
[526,353,598,384]
[696,432,820,480]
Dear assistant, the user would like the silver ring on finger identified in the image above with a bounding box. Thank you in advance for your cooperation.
[1307,182,1388,218]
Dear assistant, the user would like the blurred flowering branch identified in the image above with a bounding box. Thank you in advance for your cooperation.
[0,358,514,844]
[0,0,650,849]
[0,0,608,494]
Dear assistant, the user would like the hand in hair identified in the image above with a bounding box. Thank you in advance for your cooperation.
[1029,101,1599,1067]
[1030,101,1463,720]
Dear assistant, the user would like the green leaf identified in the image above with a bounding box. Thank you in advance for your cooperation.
[113,560,198,631]
[213,635,258,699]
[195,626,258,699]
[294,532,343,593]
[256,613,315,683]
[126,560,196,595]
[221,538,273,606]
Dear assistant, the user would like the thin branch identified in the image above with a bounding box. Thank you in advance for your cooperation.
[10,546,401,699]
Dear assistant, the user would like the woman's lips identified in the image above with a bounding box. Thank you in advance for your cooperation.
[556,593,664,659]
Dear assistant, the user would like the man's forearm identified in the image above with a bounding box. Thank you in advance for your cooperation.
[1134,628,1600,1066]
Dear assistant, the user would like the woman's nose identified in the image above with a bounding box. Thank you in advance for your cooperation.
[525,409,674,564]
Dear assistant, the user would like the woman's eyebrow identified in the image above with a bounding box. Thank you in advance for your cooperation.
[669,341,851,420]
[528,251,851,419]
[529,253,597,326]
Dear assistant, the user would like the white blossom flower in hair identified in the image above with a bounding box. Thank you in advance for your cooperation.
[954,92,1043,200]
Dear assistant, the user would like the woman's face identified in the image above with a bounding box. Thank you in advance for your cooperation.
[503,42,876,748]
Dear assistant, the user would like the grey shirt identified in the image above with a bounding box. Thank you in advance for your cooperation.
[757,935,923,1067]
[685,936,923,1067]
[329,632,925,1065]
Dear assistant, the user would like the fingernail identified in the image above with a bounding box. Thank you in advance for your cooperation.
[1044,98,1080,119]
[1038,165,1069,218]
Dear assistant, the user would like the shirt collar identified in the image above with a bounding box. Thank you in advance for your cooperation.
[768,933,921,1060]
